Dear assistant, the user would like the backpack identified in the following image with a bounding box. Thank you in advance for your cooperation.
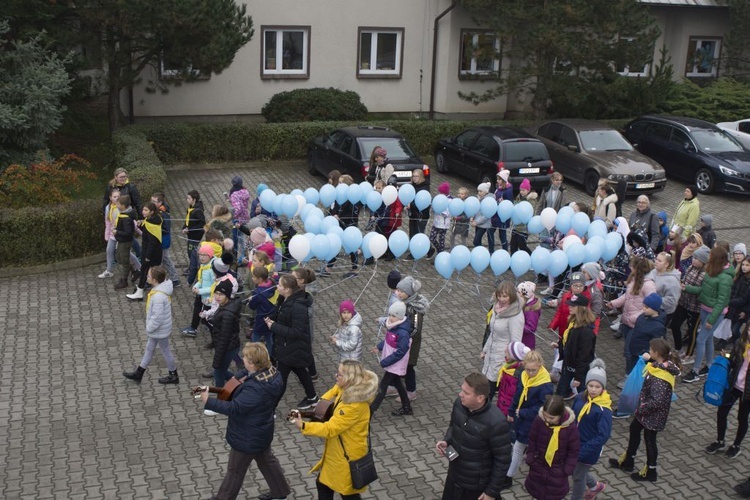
[703,354,731,406]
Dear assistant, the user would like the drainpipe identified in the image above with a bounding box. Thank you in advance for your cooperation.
[429,0,457,120]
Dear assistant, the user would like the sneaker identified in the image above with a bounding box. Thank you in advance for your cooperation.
[297,395,320,410]
[391,406,413,416]
[203,409,219,416]
[681,355,695,366]
[705,441,726,454]
[540,287,552,296]
[698,366,709,377]
[397,391,418,404]
[610,320,621,331]
[682,371,700,383]
[385,387,399,398]
[612,409,631,419]
[734,479,750,497]
[98,270,113,279]
[181,327,197,337]
[726,445,742,458]
[172,280,182,288]
[585,482,606,500]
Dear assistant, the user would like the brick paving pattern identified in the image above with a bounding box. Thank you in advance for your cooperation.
[0,160,747,499]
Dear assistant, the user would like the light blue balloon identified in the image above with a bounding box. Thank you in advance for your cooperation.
[272,193,285,215]
[335,184,349,205]
[366,191,382,212]
[531,247,551,273]
[558,205,575,219]
[409,233,430,260]
[302,232,315,261]
[566,242,586,267]
[305,215,323,234]
[342,226,363,254]
[308,206,324,220]
[448,198,465,216]
[603,233,623,261]
[326,225,344,239]
[435,252,454,279]
[347,184,363,205]
[321,215,340,233]
[388,230,409,258]
[571,212,591,237]
[432,194,449,214]
[464,196,480,217]
[319,184,336,207]
[259,189,276,211]
[359,181,373,197]
[450,245,471,271]
[480,197,498,218]
[415,190,432,211]
[497,199,513,222]
[555,213,572,234]
[514,201,534,225]
[398,184,416,205]
[282,194,298,218]
[361,232,376,259]
[300,203,314,221]
[470,246,490,273]
[490,250,511,276]
[290,189,304,197]
[311,234,331,260]
[510,251,531,277]
[527,215,544,235]
[584,240,603,263]
[303,187,319,205]
[588,219,608,239]
[549,250,569,277]
[326,233,342,261]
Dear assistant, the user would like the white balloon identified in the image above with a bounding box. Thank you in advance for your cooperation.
[294,195,306,217]
[562,234,583,252]
[540,207,557,231]
[288,234,310,262]
[381,185,398,206]
[369,233,388,259]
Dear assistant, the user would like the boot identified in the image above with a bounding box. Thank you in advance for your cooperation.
[130,268,141,283]
[114,279,129,290]
[608,453,634,472]
[126,287,145,300]
[391,405,413,416]
[123,366,146,382]
[630,465,657,482]
[158,370,179,385]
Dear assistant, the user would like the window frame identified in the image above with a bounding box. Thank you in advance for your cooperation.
[616,36,650,77]
[158,54,206,81]
[685,37,722,78]
[356,27,404,79]
[260,25,311,80]
[459,29,501,80]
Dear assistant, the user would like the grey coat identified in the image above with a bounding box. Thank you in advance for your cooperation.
[145,280,173,339]
[647,269,682,314]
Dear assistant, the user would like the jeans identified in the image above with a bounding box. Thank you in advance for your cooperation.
[106,239,117,273]
[139,337,177,371]
[570,463,598,500]
[495,222,508,251]
[214,347,239,388]
[251,330,274,359]
[555,366,576,397]
[717,387,750,446]
[621,323,634,372]
[694,309,722,372]
[473,227,495,253]
[161,247,179,281]
[215,447,291,500]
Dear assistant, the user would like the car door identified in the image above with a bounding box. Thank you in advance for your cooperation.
[666,128,702,182]
[537,122,576,180]
[637,122,672,172]
[445,129,480,177]
[318,131,347,176]
[465,133,500,183]
[557,125,586,181]
[335,133,362,180]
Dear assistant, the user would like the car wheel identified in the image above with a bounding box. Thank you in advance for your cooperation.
[435,151,448,173]
[480,173,494,191]
[584,170,600,197]
[695,168,715,194]
[307,153,320,176]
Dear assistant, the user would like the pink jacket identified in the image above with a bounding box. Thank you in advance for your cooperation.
[610,278,656,327]
[104,203,118,241]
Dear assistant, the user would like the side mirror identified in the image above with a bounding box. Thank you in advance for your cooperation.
[567,144,579,153]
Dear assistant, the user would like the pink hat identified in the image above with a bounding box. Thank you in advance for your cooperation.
[519,178,531,191]
[339,300,356,315]
[438,182,451,195]
[250,227,268,246]
[198,243,215,257]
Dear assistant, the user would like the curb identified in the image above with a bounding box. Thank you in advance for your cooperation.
[0,253,106,279]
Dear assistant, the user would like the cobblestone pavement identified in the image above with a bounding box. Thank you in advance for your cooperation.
[1,160,748,499]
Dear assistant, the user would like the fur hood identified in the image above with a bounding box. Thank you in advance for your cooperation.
[341,369,379,404]
[523,296,541,313]
[537,406,577,428]
[525,191,539,202]
[404,293,429,314]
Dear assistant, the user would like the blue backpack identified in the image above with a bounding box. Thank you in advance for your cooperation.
[703,354,731,406]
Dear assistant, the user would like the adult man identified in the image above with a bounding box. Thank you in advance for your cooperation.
[629,195,661,251]
[436,373,512,500]
[201,342,291,500]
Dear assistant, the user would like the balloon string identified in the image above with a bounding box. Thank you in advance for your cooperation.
[354,261,379,306]
[427,278,451,305]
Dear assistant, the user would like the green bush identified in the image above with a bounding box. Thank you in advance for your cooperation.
[261,88,368,123]
[659,78,750,123]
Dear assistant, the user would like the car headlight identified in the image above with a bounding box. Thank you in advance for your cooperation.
[607,174,631,181]
[653,170,666,180]
[719,165,740,177]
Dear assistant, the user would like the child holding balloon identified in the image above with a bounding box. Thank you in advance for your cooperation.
[429,182,452,255]
[371,179,403,260]
[511,178,538,254]
[449,187,470,249]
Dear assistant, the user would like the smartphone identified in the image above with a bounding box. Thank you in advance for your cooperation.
[445,445,459,461]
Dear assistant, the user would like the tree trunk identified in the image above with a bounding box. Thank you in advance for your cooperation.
[107,80,122,133]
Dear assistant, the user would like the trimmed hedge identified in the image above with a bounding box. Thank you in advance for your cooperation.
[261,88,368,123]
[0,128,166,268]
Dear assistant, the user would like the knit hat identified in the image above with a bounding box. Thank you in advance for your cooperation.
[643,292,663,311]
[231,176,243,188]
[580,263,601,286]
[497,170,510,183]
[438,182,451,195]
[519,178,531,191]
[478,182,491,193]
[516,281,536,300]
[508,341,530,362]
[387,270,402,290]
[567,294,589,307]
[250,227,268,246]
[373,147,387,158]
[396,276,421,297]
[214,279,233,298]
[257,183,268,195]
[339,300,356,315]
[198,243,215,257]
[685,185,698,199]
[570,272,585,285]
[388,301,406,320]
[734,243,748,257]
[693,245,710,263]
[585,358,607,389]
[212,254,231,275]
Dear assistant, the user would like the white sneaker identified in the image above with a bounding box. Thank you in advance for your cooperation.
[98,270,113,279]
[540,287,552,296]
[610,320,621,331]
[204,409,219,416]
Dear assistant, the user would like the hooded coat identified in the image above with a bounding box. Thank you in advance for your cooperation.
[229,187,251,224]
[697,214,716,249]
[635,360,680,431]
[301,370,379,496]
[572,392,612,465]
[145,280,173,339]
[525,407,580,500]
[610,277,657,328]
[673,196,700,238]
[561,323,597,384]
[481,300,525,382]
[627,311,667,359]
[271,289,313,368]
[140,213,163,265]
[522,297,542,349]
[333,312,363,361]
[647,268,682,314]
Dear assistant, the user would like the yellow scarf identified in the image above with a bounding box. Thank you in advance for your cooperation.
[644,362,675,389]
[518,367,552,410]
[185,206,194,226]
[577,391,613,422]
[143,215,163,243]
[196,262,211,285]
[497,362,519,387]
[108,203,118,223]
[146,289,171,312]
[562,321,574,345]
[545,423,562,467]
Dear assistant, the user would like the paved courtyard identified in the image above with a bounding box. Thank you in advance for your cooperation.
[1,160,748,499]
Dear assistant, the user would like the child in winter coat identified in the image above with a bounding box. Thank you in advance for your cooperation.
[429,182,452,255]
[246,266,279,355]
[609,338,681,482]
[517,281,541,349]
[551,295,597,398]
[548,273,591,342]
[655,211,669,254]
[510,178,538,253]
[330,300,363,361]
[396,276,430,402]
[371,180,403,261]
[571,359,612,500]
[471,182,495,252]
[581,262,604,335]
[728,256,750,344]
[625,293,667,374]
[506,350,555,485]
[698,214,717,249]
[369,302,413,416]
[671,245,708,360]
[449,187,470,248]
[524,395,581,500]
[496,342,530,417]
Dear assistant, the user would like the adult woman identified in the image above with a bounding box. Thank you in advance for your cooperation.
[293,267,320,381]
[408,169,430,238]
[673,186,700,239]
[291,360,379,500]
[211,280,242,388]
[102,167,141,216]
[265,275,319,409]
[481,281,525,402]
[681,246,734,383]
[366,146,394,185]
[593,183,617,229]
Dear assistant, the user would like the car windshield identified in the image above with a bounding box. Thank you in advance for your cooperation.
[579,130,633,152]
[503,142,548,162]
[691,129,744,153]
[359,137,417,161]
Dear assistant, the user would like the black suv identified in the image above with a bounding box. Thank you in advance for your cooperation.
[434,126,553,191]
[308,126,429,186]
[624,115,750,194]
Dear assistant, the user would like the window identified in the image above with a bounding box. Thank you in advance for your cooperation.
[685,37,721,77]
[262,26,310,79]
[471,135,499,159]
[739,122,750,134]
[559,126,579,150]
[616,37,650,77]
[646,123,672,141]
[460,31,500,78]
[159,52,201,79]
[455,130,479,148]
[358,28,403,78]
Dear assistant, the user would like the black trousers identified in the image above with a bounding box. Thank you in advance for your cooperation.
[626,418,658,467]
[277,362,316,399]
[717,388,750,446]
[316,478,361,500]
[671,305,699,353]
[441,468,486,500]
[371,371,409,413]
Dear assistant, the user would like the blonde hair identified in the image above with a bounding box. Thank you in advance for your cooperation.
[524,350,544,366]
[458,187,469,195]
[340,174,354,186]
[570,305,597,327]
[242,342,271,371]
[412,169,425,183]
[109,167,128,187]
[253,251,271,266]
[657,252,675,272]
[338,360,373,391]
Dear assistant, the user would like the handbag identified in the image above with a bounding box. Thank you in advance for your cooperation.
[339,430,378,489]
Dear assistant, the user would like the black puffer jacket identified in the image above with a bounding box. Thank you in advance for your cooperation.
[271,289,313,368]
[212,298,242,369]
[728,275,750,322]
[443,398,512,498]
[724,342,750,404]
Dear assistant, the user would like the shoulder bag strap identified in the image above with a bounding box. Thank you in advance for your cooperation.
[338,422,372,462]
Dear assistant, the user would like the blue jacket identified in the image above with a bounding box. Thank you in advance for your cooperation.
[626,311,666,359]
[508,375,554,444]
[491,184,513,227]
[571,393,612,465]
[377,317,412,368]
[205,366,284,454]
[247,280,278,335]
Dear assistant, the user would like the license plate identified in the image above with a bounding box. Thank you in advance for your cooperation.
[519,167,540,174]
[394,170,411,177]
[636,182,655,189]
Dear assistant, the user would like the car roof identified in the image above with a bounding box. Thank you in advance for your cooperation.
[473,126,538,140]
[540,119,616,131]
[635,115,718,131]
[339,126,403,138]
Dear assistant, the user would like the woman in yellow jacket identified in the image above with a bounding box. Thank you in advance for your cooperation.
[291,359,379,499]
